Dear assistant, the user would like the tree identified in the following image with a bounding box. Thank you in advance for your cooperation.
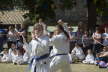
[0,0,14,10]
[0,0,75,25]
[22,0,55,24]
[63,0,75,9]
[87,0,96,33]
[87,0,107,33]
[22,0,76,24]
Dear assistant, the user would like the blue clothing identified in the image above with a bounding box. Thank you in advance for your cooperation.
[0,29,7,52]
[96,57,108,63]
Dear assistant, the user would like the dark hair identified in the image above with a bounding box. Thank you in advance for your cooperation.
[75,43,80,46]
[57,24,70,39]
[96,27,100,31]
[11,42,16,45]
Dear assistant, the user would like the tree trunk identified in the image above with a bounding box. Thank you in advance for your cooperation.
[87,0,97,33]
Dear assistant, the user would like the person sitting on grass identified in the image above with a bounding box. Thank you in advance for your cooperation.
[0,49,11,63]
[9,42,24,65]
[95,46,108,66]
[71,43,85,62]
[82,49,95,64]
[98,61,108,68]
[11,49,24,65]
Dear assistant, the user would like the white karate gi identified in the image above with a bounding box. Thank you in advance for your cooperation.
[71,47,85,60]
[10,52,23,64]
[1,53,11,62]
[24,35,50,72]
[23,52,29,63]
[82,54,95,64]
[50,33,72,72]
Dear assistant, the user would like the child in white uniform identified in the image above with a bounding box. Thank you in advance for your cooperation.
[50,25,72,72]
[10,49,23,65]
[1,49,11,63]
[82,49,95,64]
[23,24,50,72]
[71,43,85,60]
[9,42,24,65]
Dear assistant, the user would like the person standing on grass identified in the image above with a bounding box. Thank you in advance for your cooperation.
[57,19,72,63]
[23,24,50,72]
[49,24,72,72]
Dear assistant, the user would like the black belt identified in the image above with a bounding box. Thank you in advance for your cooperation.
[50,53,68,59]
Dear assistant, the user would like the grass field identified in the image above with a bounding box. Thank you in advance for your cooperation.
[0,63,108,72]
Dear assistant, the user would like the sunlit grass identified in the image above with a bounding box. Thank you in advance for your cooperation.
[0,63,108,72]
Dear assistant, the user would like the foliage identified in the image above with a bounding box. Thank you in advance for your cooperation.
[0,0,14,10]
[87,0,108,17]
[62,0,74,9]
[22,0,55,23]
[95,0,108,16]
[21,0,75,23]
[0,0,76,25]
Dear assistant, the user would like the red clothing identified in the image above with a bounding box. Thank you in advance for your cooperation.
[99,24,108,33]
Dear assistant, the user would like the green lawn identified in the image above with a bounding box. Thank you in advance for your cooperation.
[0,63,108,72]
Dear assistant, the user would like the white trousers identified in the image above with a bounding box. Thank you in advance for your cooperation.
[50,55,72,72]
[82,60,95,64]
[31,58,50,72]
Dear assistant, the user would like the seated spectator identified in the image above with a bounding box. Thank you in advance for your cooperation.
[71,43,85,62]
[11,49,24,65]
[82,31,93,55]
[9,42,24,65]
[96,46,108,65]
[98,61,108,68]
[9,42,17,55]
[17,24,26,43]
[7,26,18,49]
[76,28,83,46]
[82,49,95,64]
[92,27,103,56]
[0,49,11,63]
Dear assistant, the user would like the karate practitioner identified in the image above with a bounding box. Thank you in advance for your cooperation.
[50,24,72,72]
[23,24,50,72]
